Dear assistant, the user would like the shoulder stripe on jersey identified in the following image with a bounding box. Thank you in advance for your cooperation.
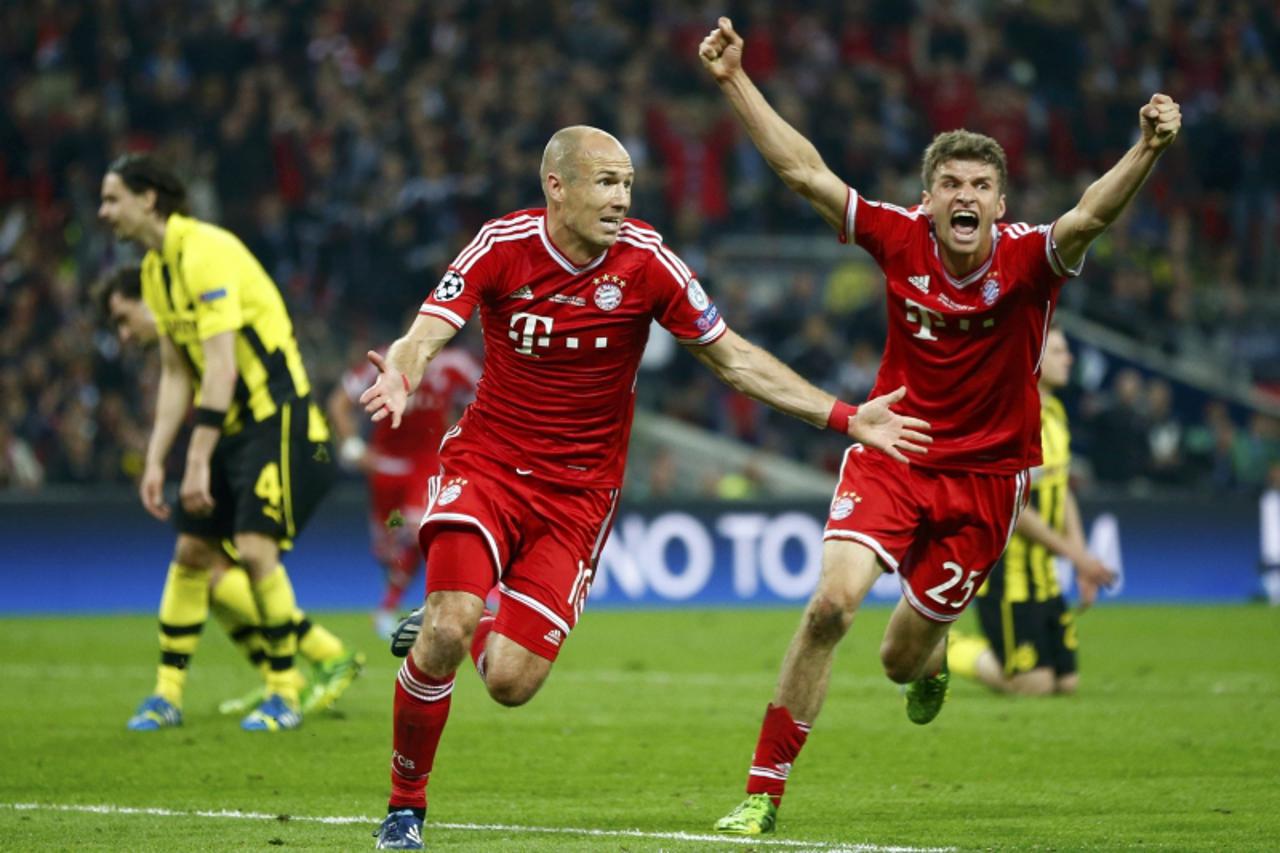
[676,317,727,346]
[843,186,856,243]
[419,304,467,328]
[1043,220,1085,277]
[452,214,540,271]
[454,222,541,274]
[618,223,693,281]
[860,195,924,219]
[616,233,692,287]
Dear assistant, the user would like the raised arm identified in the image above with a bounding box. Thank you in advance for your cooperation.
[687,328,931,463]
[699,17,849,232]
[359,313,458,429]
[1052,93,1181,272]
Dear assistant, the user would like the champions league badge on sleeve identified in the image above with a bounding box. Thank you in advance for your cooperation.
[433,270,466,302]
[686,278,710,311]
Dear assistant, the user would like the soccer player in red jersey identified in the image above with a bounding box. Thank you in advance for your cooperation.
[699,16,1181,835]
[328,347,480,638]
[362,125,933,849]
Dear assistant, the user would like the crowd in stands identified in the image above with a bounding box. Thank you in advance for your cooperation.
[2,0,1278,494]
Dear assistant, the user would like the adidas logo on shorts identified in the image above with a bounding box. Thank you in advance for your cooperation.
[543,628,563,647]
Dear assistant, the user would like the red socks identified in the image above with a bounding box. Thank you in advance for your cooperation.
[388,656,455,811]
[745,704,811,805]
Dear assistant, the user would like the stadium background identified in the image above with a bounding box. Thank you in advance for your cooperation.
[2,0,1277,607]
[3,3,1280,851]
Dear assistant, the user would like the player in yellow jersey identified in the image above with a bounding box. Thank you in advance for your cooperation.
[97,265,364,720]
[948,326,1117,694]
[98,153,352,730]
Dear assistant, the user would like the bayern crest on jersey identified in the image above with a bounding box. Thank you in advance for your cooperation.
[686,278,709,311]
[981,278,1000,305]
[594,283,622,311]
[434,270,465,302]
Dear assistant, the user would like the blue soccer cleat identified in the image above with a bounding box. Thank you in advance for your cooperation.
[126,695,182,731]
[240,694,302,732]
[374,809,424,849]
[389,607,424,658]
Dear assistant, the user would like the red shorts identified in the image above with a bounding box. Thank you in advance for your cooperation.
[824,445,1030,623]
[367,465,434,564]
[418,448,620,661]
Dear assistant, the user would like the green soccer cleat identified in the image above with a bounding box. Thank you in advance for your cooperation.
[218,684,267,717]
[714,793,777,835]
[904,660,950,725]
[301,650,366,713]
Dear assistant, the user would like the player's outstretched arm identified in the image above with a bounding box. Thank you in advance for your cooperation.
[1063,489,1118,609]
[360,313,457,429]
[1053,93,1181,272]
[688,329,931,463]
[699,16,848,232]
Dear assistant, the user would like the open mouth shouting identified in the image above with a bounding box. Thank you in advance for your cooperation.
[949,209,980,241]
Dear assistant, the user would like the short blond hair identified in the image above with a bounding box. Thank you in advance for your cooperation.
[921,130,1008,193]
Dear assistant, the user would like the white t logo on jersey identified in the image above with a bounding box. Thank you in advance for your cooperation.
[509,312,554,355]
[905,297,945,341]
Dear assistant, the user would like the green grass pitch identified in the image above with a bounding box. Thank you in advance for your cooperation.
[1,605,1277,850]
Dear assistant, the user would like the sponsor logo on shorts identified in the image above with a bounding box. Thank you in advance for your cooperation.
[543,628,563,646]
[433,270,465,302]
[436,477,468,506]
[686,278,709,311]
[829,490,862,521]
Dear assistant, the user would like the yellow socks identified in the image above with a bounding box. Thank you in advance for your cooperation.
[155,562,210,707]
[252,565,301,706]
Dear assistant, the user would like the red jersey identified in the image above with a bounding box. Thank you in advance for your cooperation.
[418,209,726,488]
[843,188,1079,473]
[343,348,480,476]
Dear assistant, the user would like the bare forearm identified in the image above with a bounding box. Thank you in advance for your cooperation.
[146,370,192,468]
[717,71,827,194]
[387,323,451,387]
[1072,141,1163,237]
[1063,490,1087,552]
[695,334,833,429]
[1015,506,1085,563]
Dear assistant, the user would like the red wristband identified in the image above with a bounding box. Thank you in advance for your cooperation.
[401,372,411,395]
[826,400,857,433]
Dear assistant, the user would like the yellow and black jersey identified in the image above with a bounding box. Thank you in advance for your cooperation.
[980,393,1071,603]
[141,213,319,435]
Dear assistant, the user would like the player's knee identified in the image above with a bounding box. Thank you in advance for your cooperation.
[173,536,220,568]
[802,592,856,645]
[878,639,926,684]
[484,671,541,707]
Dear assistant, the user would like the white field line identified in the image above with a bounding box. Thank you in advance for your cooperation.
[1,802,953,852]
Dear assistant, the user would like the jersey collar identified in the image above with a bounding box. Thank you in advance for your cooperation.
[160,213,197,265]
[538,216,609,275]
[929,222,999,289]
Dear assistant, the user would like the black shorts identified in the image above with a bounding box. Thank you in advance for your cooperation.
[174,398,335,550]
[974,594,1078,677]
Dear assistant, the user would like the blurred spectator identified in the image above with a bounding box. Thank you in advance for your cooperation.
[1090,369,1151,486]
